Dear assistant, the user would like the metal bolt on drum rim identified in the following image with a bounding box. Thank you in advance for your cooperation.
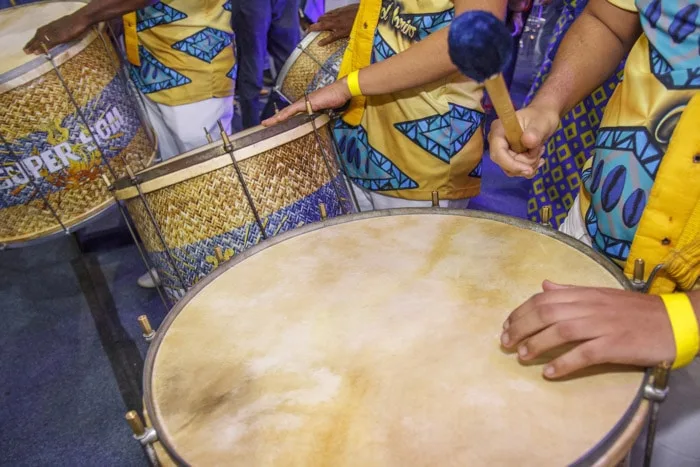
[142,209,650,467]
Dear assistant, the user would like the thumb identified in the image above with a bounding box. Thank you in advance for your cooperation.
[542,280,575,291]
[521,116,554,150]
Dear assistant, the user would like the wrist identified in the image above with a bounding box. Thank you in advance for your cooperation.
[71,10,94,30]
[338,77,353,101]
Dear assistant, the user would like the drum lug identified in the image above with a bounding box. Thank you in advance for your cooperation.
[432,191,440,208]
[125,411,160,466]
[138,315,156,343]
[539,205,553,227]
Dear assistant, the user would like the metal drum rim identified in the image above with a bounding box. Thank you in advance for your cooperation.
[112,113,330,197]
[274,30,322,100]
[142,209,648,467]
[0,2,102,91]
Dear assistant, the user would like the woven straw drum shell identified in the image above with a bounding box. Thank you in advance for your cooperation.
[114,114,350,301]
[0,2,155,245]
[277,31,348,103]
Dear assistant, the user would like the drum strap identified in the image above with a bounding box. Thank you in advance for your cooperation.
[625,92,700,294]
[337,0,382,126]
[123,12,141,67]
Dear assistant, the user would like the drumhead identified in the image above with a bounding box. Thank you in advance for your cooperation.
[113,113,331,199]
[144,210,647,466]
[0,2,88,79]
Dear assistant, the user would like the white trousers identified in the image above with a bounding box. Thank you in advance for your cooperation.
[350,182,470,212]
[559,195,700,466]
[140,93,234,161]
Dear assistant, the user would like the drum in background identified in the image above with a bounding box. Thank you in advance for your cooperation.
[0,2,156,246]
[114,113,351,301]
[143,210,648,466]
[275,31,348,103]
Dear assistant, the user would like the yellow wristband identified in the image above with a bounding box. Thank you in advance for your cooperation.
[346,70,363,97]
[661,293,699,369]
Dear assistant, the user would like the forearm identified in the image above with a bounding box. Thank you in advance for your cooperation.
[353,0,507,96]
[73,0,156,27]
[530,0,641,116]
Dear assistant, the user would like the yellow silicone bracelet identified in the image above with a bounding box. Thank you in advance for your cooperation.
[661,293,699,369]
[347,70,363,97]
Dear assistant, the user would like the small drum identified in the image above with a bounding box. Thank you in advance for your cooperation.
[0,2,156,246]
[143,211,649,466]
[114,114,351,301]
[276,31,348,103]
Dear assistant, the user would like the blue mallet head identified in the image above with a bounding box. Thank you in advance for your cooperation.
[448,11,513,83]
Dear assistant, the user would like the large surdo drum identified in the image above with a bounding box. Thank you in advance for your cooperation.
[0,2,156,246]
[143,210,649,466]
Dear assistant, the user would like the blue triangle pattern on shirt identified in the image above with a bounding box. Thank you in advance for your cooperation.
[469,161,483,178]
[596,127,663,178]
[394,104,483,164]
[223,0,232,11]
[649,44,700,90]
[371,32,397,64]
[408,9,454,41]
[227,63,238,80]
[333,120,418,191]
[137,3,187,31]
[129,47,192,94]
[172,27,234,63]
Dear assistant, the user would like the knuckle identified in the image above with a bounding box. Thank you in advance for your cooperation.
[536,303,557,324]
[555,321,577,341]
[579,345,601,364]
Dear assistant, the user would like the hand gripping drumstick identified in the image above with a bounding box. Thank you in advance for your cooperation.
[448,11,527,154]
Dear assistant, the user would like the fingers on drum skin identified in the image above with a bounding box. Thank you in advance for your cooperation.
[517,318,600,362]
[544,338,612,379]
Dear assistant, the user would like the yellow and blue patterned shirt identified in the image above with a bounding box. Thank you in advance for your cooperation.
[128,0,236,106]
[335,0,485,200]
[580,0,699,266]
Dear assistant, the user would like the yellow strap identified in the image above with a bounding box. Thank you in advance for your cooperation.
[625,92,700,294]
[123,12,141,67]
[346,70,363,97]
[338,0,382,126]
[661,293,699,369]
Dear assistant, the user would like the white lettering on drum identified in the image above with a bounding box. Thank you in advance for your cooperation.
[2,106,125,192]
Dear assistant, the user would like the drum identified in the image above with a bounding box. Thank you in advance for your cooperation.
[275,31,348,103]
[0,2,156,246]
[113,113,351,301]
[143,210,649,466]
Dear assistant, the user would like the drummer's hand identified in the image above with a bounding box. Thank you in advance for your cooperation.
[308,4,359,46]
[24,13,91,55]
[488,105,560,179]
[500,280,676,379]
[261,80,351,127]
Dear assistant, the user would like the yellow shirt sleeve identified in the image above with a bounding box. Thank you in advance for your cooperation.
[607,0,638,13]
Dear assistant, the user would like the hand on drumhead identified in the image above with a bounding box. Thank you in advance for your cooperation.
[308,4,359,46]
[500,281,676,379]
[24,13,91,55]
[488,106,560,179]
[262,80,351,127]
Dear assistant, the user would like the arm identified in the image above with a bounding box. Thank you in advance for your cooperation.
[487,0,642,177]
[263,0,507,126]
[501,281,700,379]
[529,0,642,117]
[25,0,156,54]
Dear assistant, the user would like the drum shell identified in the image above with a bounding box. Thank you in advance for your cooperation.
[0,9,155,245]
[115,116,345,301]
[277,31,348,103]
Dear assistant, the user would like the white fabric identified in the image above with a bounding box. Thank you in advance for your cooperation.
[140,92,234,161]
[558,194,593,246]
[350,182,470,211]
[559,197,700,466]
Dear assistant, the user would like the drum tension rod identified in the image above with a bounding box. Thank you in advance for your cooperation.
[204,128,213,144]
[642,362,671,467]
[125,411,160,467]
[138,315,156,343]
[432,192,440,207]
[218,121,268,240]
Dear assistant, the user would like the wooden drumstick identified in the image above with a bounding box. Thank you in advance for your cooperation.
[448,11,527,154]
